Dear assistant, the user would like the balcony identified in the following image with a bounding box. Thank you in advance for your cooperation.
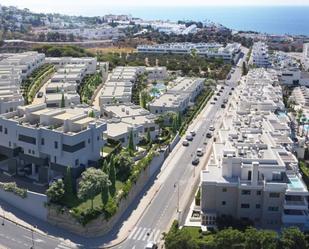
[282,210,309,224]
[284,199,308,210]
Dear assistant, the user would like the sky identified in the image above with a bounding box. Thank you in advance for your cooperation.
[1,0,309,16]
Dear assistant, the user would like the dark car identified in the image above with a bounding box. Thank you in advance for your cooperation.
[192,158,200,165]
[221,86,224,89]
[206,132,213,138]
[216,92,221,96]
[231,87,235,90]
[229,92,232,95]
[214,97,218,101]
[221,104,226,108]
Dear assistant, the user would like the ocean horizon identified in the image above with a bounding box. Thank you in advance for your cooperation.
[80,6,309,36]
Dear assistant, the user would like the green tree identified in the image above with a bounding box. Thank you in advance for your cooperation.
[64,166,74,196]
[243,227,278,249]
[109,155,116,196]
[102,159,109,173]
[60,92,65,108]
[213,228,244,249]
[46,179,65,203]
[88,110,95,118]
[279,227,308,249]
[114,150,133,181]
[127,130,135,155]
[147,128,152,144]
[78,168,111,210]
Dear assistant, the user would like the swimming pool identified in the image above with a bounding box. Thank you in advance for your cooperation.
[288,175,305,190]
[150,82,167,97]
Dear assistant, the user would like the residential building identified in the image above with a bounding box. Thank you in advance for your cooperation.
[137,43,241,63]
[101,103,159,146]
[148,77,205,114]
[0,103,106,183]
[200,69,309,231]
[250,42,271,68]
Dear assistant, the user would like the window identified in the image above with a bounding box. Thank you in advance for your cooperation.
[248,171,252,181]
[75,159,79,166]
[268,206,279,212]
[4,128,7,134]
[269,192,280,198]
[241,190,251,195]
[41,138,45,145]
[54,141,58,149]
[88,139,90,144]
[18,134,36,145]
[54,156,57,163]
[256,204,261,209]
[222,201,226,206]
[222,188,227,192]
[256,191,262,196]
[97,136,100,141]
[241,204,250,209]
[63,141,85,153]
[0,126,2,132]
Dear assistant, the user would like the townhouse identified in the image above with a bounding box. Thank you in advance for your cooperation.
[148,77,205,114]
[0,103,106,184]
[101,103,159,146]
[201,69,309,231]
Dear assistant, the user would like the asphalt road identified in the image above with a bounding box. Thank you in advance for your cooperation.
[116,55,245,249]
[0,48,247,249]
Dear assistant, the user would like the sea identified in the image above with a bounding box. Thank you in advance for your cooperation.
[100,6,309,36]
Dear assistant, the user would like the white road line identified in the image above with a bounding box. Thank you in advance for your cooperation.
[57,244,72,249]
[127,227,137,239]
[132,227,142,240]
[131,246,136,249]
[142,228,151,241]
[153,229,161,242]
[137,227,147,241]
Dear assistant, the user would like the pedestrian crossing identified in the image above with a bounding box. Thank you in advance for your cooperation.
[128,227,161,243]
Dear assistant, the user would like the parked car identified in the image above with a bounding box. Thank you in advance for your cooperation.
[221,104,226,108]
[145,242,158,249]
[209,125,215,131]
[190,130,196,136]
[192,157,200,165]
[229,92,232,95]
[206,132,213,138]
[182,139,189,146]
[37,92,43,98]
[216,92,221,96]
[196,148,204,157]
[214,97,217,101]
[186,134,193,141]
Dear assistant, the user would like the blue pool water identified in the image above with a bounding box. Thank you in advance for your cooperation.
[288,176,304,189]
[277,111,287,118]
[150,82,166,97]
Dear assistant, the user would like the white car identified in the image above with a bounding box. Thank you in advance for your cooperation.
[197,148,204,157]
[182,139,189,146]
[209,125,215,131]
[145,242,158,249]
[190,130,196,136]
[186,134,193,141]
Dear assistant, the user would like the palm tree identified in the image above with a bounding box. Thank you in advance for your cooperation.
[297,108,303,135]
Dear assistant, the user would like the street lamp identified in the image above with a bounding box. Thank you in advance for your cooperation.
[30,225,37,249]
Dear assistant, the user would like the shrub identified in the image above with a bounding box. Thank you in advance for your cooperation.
[0,182,27,198]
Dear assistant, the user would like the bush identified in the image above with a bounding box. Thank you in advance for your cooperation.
[0,182,27,198]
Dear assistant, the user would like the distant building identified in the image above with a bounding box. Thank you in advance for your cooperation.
[249,42,271,68]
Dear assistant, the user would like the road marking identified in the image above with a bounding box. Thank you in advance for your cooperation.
[142,228,151,241]
[153,229,161,242]
[57,244,72,249]
[131,246,136,249]
[132,227,142,240]
[137,227,147,241]
[127,226,137,239]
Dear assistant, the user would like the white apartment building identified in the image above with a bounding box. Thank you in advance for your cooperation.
[250,42,271,68]
[0,103,106,184]
[45,57,97,75]
[99,81,133,105]
[0,52,45,80]
[148,77,205,114]
[101,103,159,146]
[302,43,309,71]
[201,69,309,231]
[137,43,241,63]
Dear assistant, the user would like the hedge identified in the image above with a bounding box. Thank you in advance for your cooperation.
[0,182,27,198]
